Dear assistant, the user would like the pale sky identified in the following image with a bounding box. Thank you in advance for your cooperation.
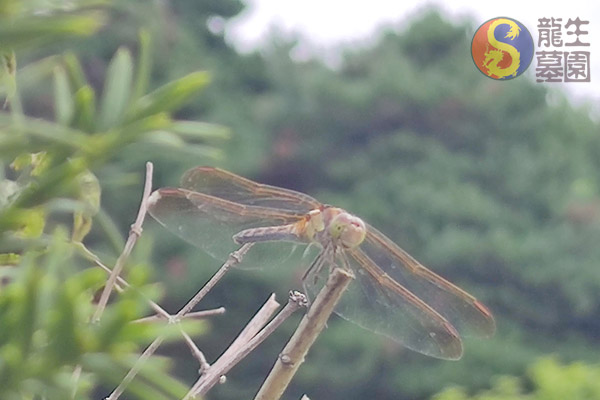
[227,0,599,106]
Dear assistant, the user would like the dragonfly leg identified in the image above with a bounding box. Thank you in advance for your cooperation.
[338,250,356,279]
[301,247,326,283]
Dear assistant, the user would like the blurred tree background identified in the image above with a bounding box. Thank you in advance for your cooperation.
[1,0,599,399]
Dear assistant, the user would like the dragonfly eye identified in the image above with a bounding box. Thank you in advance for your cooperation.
[329,212,366,248]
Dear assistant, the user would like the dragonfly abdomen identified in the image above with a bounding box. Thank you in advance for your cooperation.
[233,224,301,244]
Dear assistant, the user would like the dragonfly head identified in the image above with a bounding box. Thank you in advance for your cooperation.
[329,212,366,248]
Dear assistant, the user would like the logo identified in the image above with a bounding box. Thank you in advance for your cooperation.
[471,17,534,80]
[535,17,591,83]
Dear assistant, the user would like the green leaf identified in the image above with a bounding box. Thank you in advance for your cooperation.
[16,207,46,238]
[0,252,19,266]
[171,120,231,141]
[0,13,106,50]
[72,169,101,243]
[0,50,16,105]
[15,55,60,91]
[0,113,89,149]
[116,112,172,142]
[72,85,96,133]
[98,47,133,131]
[63,52,87,92]
[132,29,152,102]
[53,66,74,125]
[127,71,210,121]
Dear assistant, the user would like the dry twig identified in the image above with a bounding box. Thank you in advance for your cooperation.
[253,268,353,400]
[186,291,308,398]
[105,243,254,400]
[93,162,154,322]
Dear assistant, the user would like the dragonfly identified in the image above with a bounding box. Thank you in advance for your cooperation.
[148,166,495,360]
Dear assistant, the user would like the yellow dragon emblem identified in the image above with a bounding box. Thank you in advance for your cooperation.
[482,18,521,79]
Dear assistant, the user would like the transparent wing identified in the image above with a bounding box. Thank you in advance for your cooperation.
[180,167,321,213]
[361,224,495,338]
[303,246,464,360]
[148,187,310,267]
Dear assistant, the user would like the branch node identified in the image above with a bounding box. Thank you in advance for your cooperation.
[279,353,294,366]
[289,290,308,308]
[130,224,143,237]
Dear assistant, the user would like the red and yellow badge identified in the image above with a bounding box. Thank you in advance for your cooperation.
[471,17,534,80]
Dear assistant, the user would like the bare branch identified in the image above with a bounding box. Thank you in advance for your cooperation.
[187,291,307,398]
[93,255,171,319]
[133,308,226,324]
[105,336,165,400]
[253,268,353,400]
[222,293,279,358]
[180,328,211,373]
[176,243,253,318]
[105,244,249,399]
[93,162,154,322]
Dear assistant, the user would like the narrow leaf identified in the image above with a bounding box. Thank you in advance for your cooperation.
[53,66,74,125]
[71,169,101,243]
[0,13,106,50]
[98,47,133,131]
[127,71,210,121]
[63,52,87,91]
[73,85,96,133]
[171,120,231,141]
[132,29,152,102]
[17,55,60,91]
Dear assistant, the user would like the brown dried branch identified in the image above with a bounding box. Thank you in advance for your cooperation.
[186,291,307,399]
[220,293,280,359]
[253,268,353,400]
[105,243,252,400]
[175,243,254,318]
[93,256,171,319]
[180,328,211,373]
[133,308,226,324]
[92,162,154,323]
[105,335,165,400]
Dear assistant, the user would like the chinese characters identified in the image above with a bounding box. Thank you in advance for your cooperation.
[536,17,591,82]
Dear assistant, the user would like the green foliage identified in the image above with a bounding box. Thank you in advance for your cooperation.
[0,1,106,52]
[433,357,600,400]
[0,230,188,400]
[0,0,227,398]
[0,14,227,233]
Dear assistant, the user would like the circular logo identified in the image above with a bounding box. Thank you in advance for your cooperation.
[471,17,534,80]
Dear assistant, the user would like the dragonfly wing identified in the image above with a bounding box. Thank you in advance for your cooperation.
[362,224,495,338]
[180,167,322,213]
[303,246,463,360]
[148,188,308,267]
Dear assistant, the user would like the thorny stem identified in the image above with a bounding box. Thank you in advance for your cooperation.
[92,162,154,323]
